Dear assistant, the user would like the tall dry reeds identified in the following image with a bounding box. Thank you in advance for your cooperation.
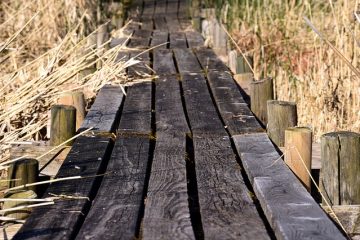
[0,0,142,162]
[220,0,360,140]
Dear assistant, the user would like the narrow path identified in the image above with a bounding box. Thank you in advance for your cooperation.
[13,0,346,239]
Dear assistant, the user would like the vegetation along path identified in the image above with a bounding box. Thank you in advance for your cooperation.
[13,0,346,239]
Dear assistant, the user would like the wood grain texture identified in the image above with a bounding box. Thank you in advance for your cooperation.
[153,49,177,75]
[154,17,168,31]
[206,71,263,135]
[142,0,155,18]
[128,50,151,77]
[181,73,225,135]
[128,29,152,48]
[166,16,181,32]
[80,85,124,133]
[13,136,113,240]
[250,77,274,124]
[173,48,202,73]
[151,30,168,49]
[76,135,151,240]
[155,0,167,15]
[170,31,187,49]
[233,133,346,240]
[194,47,229,72]
[141,18,154,30]
[185,31,204,48]
[193,135,270,239]
[118,82,152,135]
[156,75,189,133]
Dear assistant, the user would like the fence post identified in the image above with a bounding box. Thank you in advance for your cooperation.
[250,77,273,124]
[267,100,297,147]
[320,131,360,205]
[58,92,86,130]
[50,105,76,146]
[285,127,312,191]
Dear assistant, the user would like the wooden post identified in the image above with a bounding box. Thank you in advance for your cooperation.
[58,92,86,130]
[50,105,76,146]
[8,158,39,192]
[267,100,297,147]
[3,190,37,220]
[250,77,274,124]
[285,127,312,191]
[320,131,360,205]
[233,73,253,96]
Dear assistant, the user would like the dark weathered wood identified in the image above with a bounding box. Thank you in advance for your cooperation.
[233,133,346,240]
[166,1,179,16]
[194,47,229,72]
[128,29,152,49]
[8,159,39,193]
[76,135,151,240]
[141,18,154,30]
[166,16,181,32]
[321,132,360,205]
[143,133,194,239]
[13,136,113,240]
[50,105,76,146]
[156,75,189,133]
[207,71,263,135]
[185,31,204,48]
[267,100,297,147]
[128,50,151,77]
[151,30,168,49]
[181,73,225,135]
[173,48,202,73]
[193,135,270,239]
[153,49,177,75]
[80,85,124,133]
[142,0,155,18]
[170,31,187,49]
[250,77,274,125]
[154,17,168,31]
[118,82,152,135]
[154,0,167,15]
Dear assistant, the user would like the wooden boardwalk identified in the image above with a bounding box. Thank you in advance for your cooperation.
[13,0,346,239]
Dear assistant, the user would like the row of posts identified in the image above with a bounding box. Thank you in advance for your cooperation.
[232,54,360,206]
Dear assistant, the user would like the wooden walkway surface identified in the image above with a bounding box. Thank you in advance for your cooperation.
[13,0,346,239]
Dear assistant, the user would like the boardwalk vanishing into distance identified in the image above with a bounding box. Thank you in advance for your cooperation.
[13,0,346,239]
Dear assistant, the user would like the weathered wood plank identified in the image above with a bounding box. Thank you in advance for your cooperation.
[170,31,187,49]
[185,31,204,48]
[233,133,346,240]
[155,75,189,133]
[143,133,194,239]
[193,135,270,239]
[128,29,152,49]
[194,47,229,72]
[151,30,168,49]
[13,136,113,240]
[141,18,153,30]
[207,71,263,134]
[166,16,182,32]
[154,17,168,31]
[153,49,177,75]
[173,49,202,74]
[118,82,152,135]
[80,85,124,133]
[142,0,155,18]
[128,50,151,77]
[181,73,225,135]
[154,0,167,15]
[75,135,151,240]
[166,1,179,16]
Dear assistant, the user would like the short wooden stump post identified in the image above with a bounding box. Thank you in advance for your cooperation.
[285,127,312,191]
[58,92,86,130]
[250,77,274,124]
[267,100,297,147]
[50,105,76,146]
[8,158,39,192]
[321,131,360,205]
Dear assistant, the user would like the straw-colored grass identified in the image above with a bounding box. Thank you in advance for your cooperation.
[218,0,360,140]
[0,0,150,165]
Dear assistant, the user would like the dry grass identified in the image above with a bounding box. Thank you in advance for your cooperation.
[222,0,360,140]
[0,0,149,164]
